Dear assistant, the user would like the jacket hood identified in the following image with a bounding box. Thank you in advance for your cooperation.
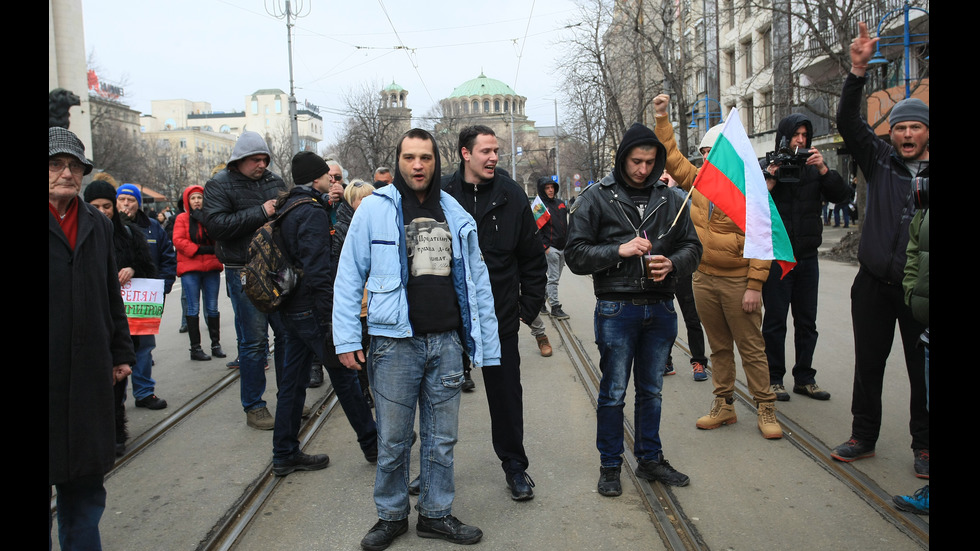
[775,113,813,151]
[536,176,559,200]
[228,131,271,165]
[181,185,205,212]
[614,123,667,188]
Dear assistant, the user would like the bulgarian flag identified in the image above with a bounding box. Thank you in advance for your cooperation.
[692,107,796,277]
[530,196,551,229]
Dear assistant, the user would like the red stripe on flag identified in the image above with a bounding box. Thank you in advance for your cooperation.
[692,161,746,228]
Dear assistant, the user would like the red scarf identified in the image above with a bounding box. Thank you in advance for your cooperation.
[49,198,79,249]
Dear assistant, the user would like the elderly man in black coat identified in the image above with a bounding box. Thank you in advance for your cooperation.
[49,127,134,549]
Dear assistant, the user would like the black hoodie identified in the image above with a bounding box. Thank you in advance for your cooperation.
[767,113,851,259]
[535,177,568,250]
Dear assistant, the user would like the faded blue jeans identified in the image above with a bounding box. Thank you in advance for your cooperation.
[369,331,464,521]
[594,299,676,467]
[225,267,285,412]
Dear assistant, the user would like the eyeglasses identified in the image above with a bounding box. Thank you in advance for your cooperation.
[49,158,86,175]
[329,174,344,182]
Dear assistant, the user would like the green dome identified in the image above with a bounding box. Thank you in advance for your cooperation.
[448,73,518,98]
[383,81,405,92]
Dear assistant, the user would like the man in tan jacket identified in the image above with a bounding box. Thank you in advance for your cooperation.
[653,94,782,439]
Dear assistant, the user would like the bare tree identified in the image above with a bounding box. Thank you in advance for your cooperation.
[327,80,406,181]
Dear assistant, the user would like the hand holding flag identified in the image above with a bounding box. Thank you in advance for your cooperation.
[531,196,551,230]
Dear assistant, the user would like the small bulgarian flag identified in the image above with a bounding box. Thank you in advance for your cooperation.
[530,195,551,229]
[692,107,796,277]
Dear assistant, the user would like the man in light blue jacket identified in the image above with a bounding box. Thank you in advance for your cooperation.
[334,128,500,551]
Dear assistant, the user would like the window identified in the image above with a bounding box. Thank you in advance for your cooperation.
[464,102,470,114]
[275,98,282,113]
[723,0,734,29]
[484,100,490,113]
[761,90,774,131]
[762,27,772,68]
[743,97,755,134]
[726,49,736,87]
[741,39,753,77]
[494,100,500,113]
[472,100,479,113]
[251,100,258,114]
[180,138,187,148]
[504,100,509,112]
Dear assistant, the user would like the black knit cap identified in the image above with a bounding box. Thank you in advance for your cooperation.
[83,180,118,204]
[291,151,328,185]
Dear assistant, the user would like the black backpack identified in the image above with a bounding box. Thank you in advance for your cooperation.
[243,197,322,313]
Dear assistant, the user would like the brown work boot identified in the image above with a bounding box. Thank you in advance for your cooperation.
[536,334,553,357]
[696,396,737,429]
[757,402,783,439]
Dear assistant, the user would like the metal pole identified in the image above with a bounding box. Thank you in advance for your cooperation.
[510,110,516,179]
[285,0,300,154]
[554,98,561,200]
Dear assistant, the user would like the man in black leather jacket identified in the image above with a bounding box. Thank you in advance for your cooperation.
[203,131,288,430]
[565,122,702,497]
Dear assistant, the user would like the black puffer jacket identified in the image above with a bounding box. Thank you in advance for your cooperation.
[767,113,852,259]
[202,167,287,267]
[565,123,702,299]
[442,167,547,339]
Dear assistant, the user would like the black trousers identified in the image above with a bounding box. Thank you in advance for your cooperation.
[849,268,928,449]
[481,333,529,475]
[673,271,707,364]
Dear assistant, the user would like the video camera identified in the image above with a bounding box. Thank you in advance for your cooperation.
[765,137,813,183]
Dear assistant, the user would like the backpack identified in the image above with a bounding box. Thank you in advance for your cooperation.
[243,196,322,313]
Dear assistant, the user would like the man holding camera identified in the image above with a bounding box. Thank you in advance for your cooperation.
[762,114,852,403]
[829,22,929,481]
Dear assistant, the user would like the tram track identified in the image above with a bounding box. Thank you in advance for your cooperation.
[553,314,928,550]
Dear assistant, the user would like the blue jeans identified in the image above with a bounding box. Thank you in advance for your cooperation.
[594,299,676,467]
[545,247,565,307]
[277,309,377,461]
[131,334,156,400]
[51,474,106,551]
[181,270,220,318]
[225,267,285,412]
[762,255,820,386]
[369,331,464,521]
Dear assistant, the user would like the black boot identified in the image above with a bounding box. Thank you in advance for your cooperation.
[187,316,212,361]
[206,314,226,358]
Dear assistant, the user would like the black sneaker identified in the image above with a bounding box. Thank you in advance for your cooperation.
[364,442,378,464]
[550,305,570,320]
[134,394,168,410]
[408,475,421,496]
[506,471,535,501]
[597,466,622,497]
[361,518,408,551]
[272,451,330,477]
[540,303,549,316]
[830,438,876,462]
[913,449,929,479]
[636,457,690,486]
[416,514,483,545]
[793,382,831,400]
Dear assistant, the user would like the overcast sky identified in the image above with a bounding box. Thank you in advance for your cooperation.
[82,0,583,152]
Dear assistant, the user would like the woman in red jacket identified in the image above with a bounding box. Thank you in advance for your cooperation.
[173,185,225,360]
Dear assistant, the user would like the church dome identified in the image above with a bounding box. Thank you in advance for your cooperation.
[448,73,518,98]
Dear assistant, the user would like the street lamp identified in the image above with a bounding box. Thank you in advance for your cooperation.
[688,97,724,129]
[866,1,929,99]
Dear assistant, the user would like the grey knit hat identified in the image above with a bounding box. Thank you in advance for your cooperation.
[889,98,929,128]
[49,127,94,175]
[228,131,272,165]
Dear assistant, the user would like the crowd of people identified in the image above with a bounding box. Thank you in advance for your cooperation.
[49,22,928,551]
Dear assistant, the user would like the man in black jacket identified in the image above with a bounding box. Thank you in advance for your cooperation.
[442,125,548,501]
[203,131,288,430]
[565,122,702,497]
[269,151,378,476]
[762,113,852,402]
[829,22,929,479]
[50,127,134,549]
[535,177,571,321]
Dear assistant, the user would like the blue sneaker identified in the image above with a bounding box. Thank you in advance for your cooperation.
[692,361,708,381]
[892,485,929,515]
[664,357,676,376]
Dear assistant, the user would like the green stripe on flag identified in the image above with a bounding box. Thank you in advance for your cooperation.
[708,135,746,195]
